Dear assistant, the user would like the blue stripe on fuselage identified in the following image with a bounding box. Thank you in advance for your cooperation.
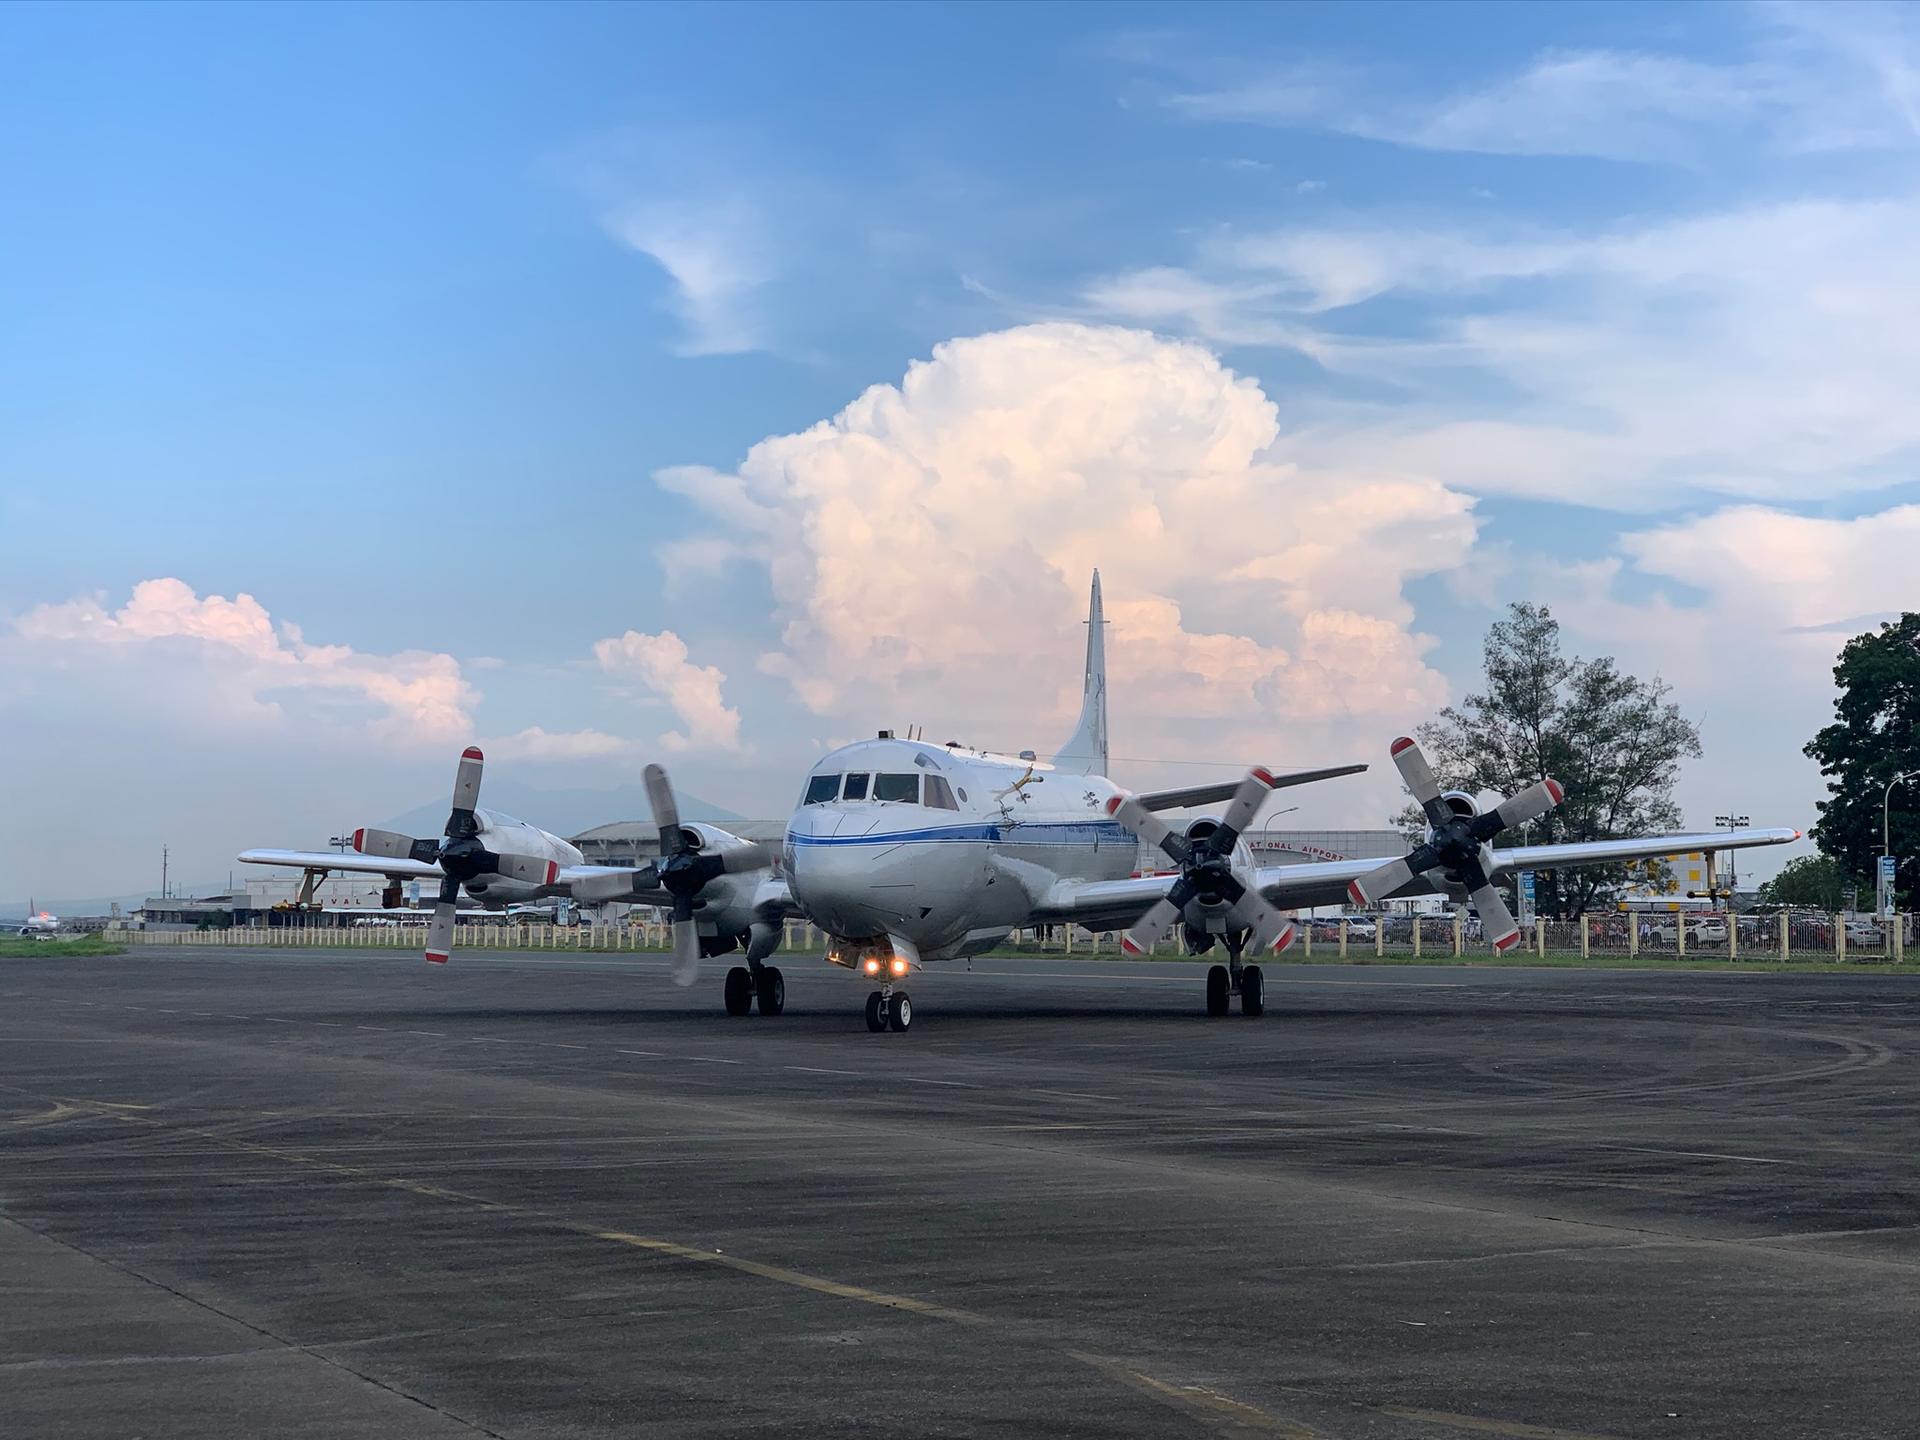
[786,821,1135,846]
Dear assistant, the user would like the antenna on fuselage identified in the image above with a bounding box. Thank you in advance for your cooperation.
[1052,569,1109,778]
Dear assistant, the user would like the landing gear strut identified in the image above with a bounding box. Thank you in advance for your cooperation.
[1206,932,1265,1018]
[865,985,911,1033]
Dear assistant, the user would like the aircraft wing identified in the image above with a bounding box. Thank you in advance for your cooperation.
[238,848,443,880]
[1133,763,1367,812]
[1032,825,1802,930]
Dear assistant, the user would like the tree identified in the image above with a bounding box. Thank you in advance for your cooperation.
[1404,603,1702,918]
[1755,855,1859,912]
[1804,614,1920,909]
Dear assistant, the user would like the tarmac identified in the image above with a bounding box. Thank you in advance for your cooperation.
[3,947,1917,1439]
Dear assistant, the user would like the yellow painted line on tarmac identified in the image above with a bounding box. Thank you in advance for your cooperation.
[1069,1351,1324,1437]
[1380,1406,1625,1440]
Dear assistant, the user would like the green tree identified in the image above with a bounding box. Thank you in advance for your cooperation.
[1804,614,1920,908]
[1404,603,1703,918]
[1755,855,1859,911]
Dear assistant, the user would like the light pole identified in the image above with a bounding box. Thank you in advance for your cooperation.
[1714,813,1749,897]
[1881,773,1914,916]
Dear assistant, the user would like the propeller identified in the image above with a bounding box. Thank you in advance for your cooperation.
[1106,767,1296,958]
[1346,736,1563,953]
[353,746,558,965]
[571,764,772,986]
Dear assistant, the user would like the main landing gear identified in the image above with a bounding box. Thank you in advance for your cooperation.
[1204,933,1264,1018]
[864,985,911,1033]
[723,957,785,1017]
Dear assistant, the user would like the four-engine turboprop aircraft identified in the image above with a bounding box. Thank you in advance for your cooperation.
[240,572,1799,1033]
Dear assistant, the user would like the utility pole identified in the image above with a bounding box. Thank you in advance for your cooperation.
[161,845,169,901]
[1713,814,1749,896]
[1879,773,1913,918]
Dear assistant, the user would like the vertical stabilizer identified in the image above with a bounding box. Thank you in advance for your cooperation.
[1054,571,1109,777]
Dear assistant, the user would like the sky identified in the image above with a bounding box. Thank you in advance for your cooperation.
[5,0,1919,901]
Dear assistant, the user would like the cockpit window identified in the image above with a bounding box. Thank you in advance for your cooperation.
[874,773,919,803]
[924,775,958,810]
[842,773,870,801]
[803,774,840,805]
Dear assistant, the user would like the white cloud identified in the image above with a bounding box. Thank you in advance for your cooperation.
[654,323,1477,789]
[1152,6,1920,164]
[487,726,633,762]
[593,629,743,752]
[1083,196,1920,510]
[603,195,771,356]
[10,578,473,742]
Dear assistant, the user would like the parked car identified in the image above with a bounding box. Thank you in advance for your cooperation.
[1342,917,1378,941]
[1844,918,1885,946]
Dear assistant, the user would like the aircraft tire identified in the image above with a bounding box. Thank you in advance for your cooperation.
[756,966,785,1016]
[887,993,913,1032]
[723,966,753,1016]
[865,991,887,1032]
[1240,963,1264,1017]
[1205,965,1230,1017]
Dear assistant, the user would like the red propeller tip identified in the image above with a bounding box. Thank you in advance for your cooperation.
[1347,881,1367,906]
[1105,795,1122,815]
[1272,925,1295,953]
[425,950,449,964]
[461,746,483,760]
[1121,936,1144,955]
[1492,931,1521,953]
[544,861,559,885]
[1390,736,1416,756]
[1545,778,1564,804]
[351,827,365,852]
[1251,767,1277,786]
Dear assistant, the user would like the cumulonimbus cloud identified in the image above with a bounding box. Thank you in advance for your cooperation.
[653,323,1476,774]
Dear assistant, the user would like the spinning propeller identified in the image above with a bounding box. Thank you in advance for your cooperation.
[570,764,772,986]
[1346,737,1563,953]
[352,746,558,965]
[1106,768,1297,958]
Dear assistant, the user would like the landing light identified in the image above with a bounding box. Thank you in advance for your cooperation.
[864,958,881,975]
[889,957,908,976]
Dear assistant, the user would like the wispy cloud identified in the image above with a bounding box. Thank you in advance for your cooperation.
[602,194,772,356]
[1135,3,1920,165]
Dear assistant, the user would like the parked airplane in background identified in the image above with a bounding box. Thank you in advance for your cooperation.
[17,902,58,937]
[242,573,1799,1033]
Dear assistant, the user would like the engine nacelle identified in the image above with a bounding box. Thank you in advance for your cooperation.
[1425,792,1491,901]
[1438,790,1480,821]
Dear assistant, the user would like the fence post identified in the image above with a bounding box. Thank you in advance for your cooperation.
[1729,914,1738,961]
[1412,918,1421,959]
[1897,915,1906,965]
[1535,918,1546,957]
[1375,921,1384,959]
[1302,921,1312,958]
[1836,913,1845,962]
[1781,914,1790,962]
[1580,914,1590,960]
[1339,919,1348,959]
[1677,915,1687,959]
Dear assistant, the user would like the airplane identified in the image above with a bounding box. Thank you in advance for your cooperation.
[239,572,1800,1033]
[17,901,58,938]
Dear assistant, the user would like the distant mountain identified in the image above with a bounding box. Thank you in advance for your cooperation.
[378,777,741,841]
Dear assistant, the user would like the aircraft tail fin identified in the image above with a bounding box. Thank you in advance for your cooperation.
[1053,570,1109,777]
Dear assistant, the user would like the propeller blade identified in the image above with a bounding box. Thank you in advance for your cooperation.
[451,746,484,816]
[1390,737,1453,828]
[1470,881,1523,954]
[353,827,424,862]
[1269,915,1299,954]
[718,842,775,875]
[669,917,701,986]
[1348,855,1416,907]
[424,878,460,964]
[1107,794,1192,866]
[571,865,659,903]
[644,764,685,856]
[1121,894,1182,956]
[1226,887,1291,954]
[490,853,561,886]
[1213,767,1279,851]
[1475,777,1565,839]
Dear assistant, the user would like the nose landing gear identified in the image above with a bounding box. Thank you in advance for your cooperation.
[864,985,911,1033]
[1204,933,1265,1018]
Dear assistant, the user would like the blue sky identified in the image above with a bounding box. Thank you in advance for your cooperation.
[5,1,1919,898]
